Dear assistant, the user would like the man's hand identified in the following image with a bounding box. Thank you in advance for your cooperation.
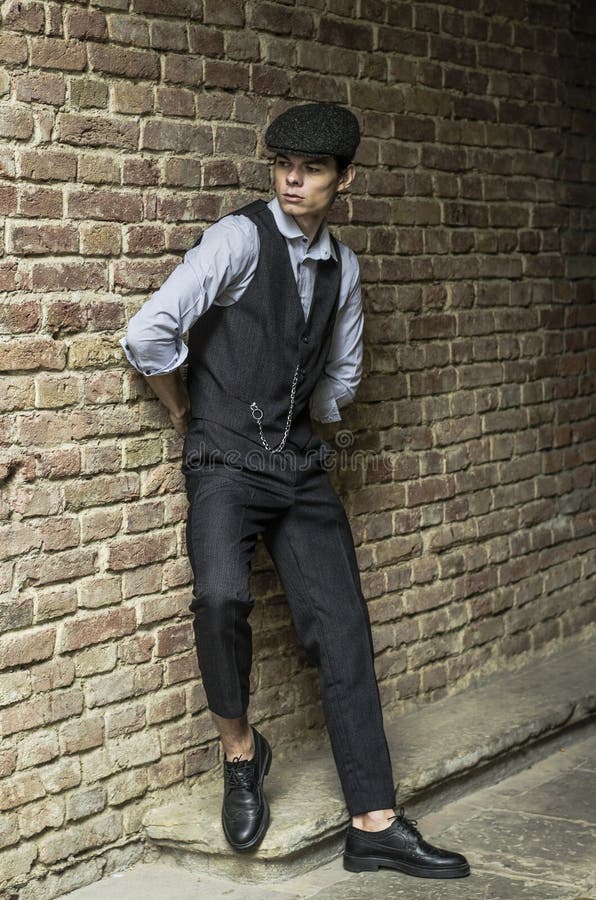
[144,371,191,435]
[169,405,190,435]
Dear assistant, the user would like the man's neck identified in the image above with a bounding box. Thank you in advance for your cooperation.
[293,213,325,245]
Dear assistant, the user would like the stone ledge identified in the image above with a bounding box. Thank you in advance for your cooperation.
[143,637,596,882]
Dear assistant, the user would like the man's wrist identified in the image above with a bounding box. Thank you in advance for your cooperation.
[168,397,190,420]
[144,371,190,422]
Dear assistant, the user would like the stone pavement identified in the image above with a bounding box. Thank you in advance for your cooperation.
[63,726,596,900]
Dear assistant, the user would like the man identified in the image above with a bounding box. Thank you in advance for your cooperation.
[121,103,469,879]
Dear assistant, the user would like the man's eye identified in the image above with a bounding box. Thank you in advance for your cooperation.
[306,166,321,174]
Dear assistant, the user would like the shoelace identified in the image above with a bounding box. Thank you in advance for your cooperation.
[388,806,423,839]
[226,756,256,792]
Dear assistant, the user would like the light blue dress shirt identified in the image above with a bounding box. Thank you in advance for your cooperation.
[121,197,363,423]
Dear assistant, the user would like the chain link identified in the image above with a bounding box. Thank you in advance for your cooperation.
[250,363,301,453]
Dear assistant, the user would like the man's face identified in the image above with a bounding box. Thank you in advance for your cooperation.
[273,154,354,223]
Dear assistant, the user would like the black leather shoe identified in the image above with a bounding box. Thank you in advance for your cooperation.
[344,807,470,879]
[222,726,272,851]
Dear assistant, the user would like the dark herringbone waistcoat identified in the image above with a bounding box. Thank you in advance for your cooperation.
[187,200,342,451]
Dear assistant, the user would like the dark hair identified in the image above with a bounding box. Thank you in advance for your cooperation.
[334,155,353,174]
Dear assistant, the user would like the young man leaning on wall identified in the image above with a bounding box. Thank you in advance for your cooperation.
[121,103,470,880]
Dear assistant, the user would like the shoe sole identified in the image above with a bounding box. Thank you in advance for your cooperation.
[343,853,470,879]
[222,735,272,852]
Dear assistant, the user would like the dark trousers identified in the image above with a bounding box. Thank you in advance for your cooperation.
[183,430,396,816]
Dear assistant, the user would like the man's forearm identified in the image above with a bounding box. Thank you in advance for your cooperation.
[145,371,190,435]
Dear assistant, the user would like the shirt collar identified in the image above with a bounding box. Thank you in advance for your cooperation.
[267,197,337,262]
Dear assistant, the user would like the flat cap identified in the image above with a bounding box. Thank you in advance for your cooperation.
[265,103,360,160]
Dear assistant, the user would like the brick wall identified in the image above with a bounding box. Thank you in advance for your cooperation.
[1,0,595,895]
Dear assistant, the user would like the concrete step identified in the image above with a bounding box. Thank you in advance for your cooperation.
[143,637,596,882]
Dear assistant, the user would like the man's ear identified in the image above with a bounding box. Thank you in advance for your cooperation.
[337,163,356,193]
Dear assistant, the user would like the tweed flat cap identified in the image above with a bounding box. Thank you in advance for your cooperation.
[265,103,360,160]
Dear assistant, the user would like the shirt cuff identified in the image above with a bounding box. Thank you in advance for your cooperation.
[119,337,188,376]
[310,379,343,423]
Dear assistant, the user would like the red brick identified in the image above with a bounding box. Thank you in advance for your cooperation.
[105,704,145,738]
[203,160,238,188]
[155,623,194,658]
[0,263,16,292]
[30,37,87,71]
[38,810,121,865]
[189,24,224,56]
[133,662,163,697]
[34,585,78,623]
[0,299,40,333]
[0,31,29,63]
[203,59,249,91]
[0,595,34,632]
[163,53,203,86]
[142,120,212,154]
[123,157,160,186]
[44,302,86,334]
[59,608,137,653]
[0,184,17,218]
[184,742,219,777]
[40,516,80,551]
[68,190,143,223]
[319,16,373,49]
[117,634,153,667]
[351,198,391,224]
[407,477,455,507]
[14,72,66,105]
[228,35,261,66]
[48,686,85,724]
[0,771,46,811]
[148,755,184,789]
[251,2,293,34]
[31,261,107,292]
[37,447,81,479]
[0,691,53,736]
[81,373,121,409]
[0,337,66,372]
[164,653,200,685]
[0,375,34,412]
[151,19,188,52]
[65,7,107,41]
[0,749,17,777]
[147,688,186,723]
[204,0,244,24]
[58,113,139,151]
[113,258,177,293]
[3,0,42,32]
[291,71,348,104]
[134,0,201,16]
[155,87,195,118]
[17,548,97,588]
[409,315,456,340]
[0,103,34,140]
[9,223,79,255]
[215,125,257,155]
[107,531,177,571]
[88,42,159,79]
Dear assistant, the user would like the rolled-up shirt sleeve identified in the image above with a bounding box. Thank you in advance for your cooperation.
[310,248,363,423]
[120,216,259,376]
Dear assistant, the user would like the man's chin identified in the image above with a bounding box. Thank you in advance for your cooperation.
[279,200,306,216]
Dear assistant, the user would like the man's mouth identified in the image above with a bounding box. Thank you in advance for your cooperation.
[283,194,303,202]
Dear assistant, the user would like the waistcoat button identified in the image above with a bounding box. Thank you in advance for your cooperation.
[302,335,310,343]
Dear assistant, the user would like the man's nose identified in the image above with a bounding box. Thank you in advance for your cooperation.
[286,167,302,185]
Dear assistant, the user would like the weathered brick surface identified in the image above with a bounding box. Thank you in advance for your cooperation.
[1,1,595,896]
